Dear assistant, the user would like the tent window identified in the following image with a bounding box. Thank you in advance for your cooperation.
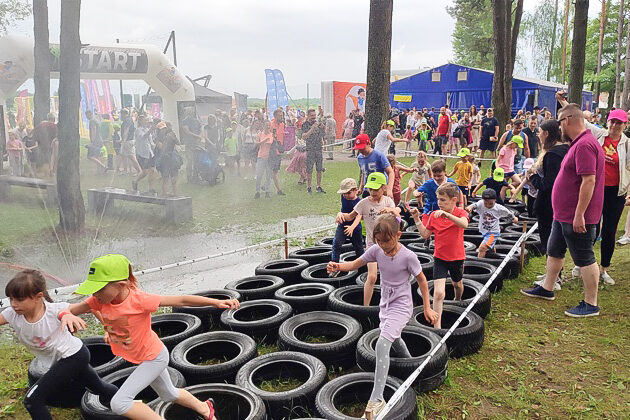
[431,72,441,82]
[457,71,468,82]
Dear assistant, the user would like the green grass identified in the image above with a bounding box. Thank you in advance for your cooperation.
[258,377,305,392]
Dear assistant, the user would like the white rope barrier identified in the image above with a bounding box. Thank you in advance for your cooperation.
[375,222,539,420]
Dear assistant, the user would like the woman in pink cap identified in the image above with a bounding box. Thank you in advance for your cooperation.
[579,108,630,285]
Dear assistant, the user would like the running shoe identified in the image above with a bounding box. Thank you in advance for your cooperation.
[520,285,555,300]
[564,300,599,318]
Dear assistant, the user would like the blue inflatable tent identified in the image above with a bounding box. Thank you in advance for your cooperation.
[390,64,592,115]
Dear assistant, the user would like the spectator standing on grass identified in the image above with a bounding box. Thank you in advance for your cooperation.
[521,103,605,318]
[132,115,157,193]
[324,113,336,160]
[269,109,286,196]
[31,113,56,176]
[522,116,541,159]
[6,131,24,176]
[181,108,203,183]
[353,133,394,198]
[571,108,630,285]
[342,112,354,151]
[85,110,107,174]
[479,108,500,160]
[255,120,273,199]
[301,109,326,193]
[435,107,451,155]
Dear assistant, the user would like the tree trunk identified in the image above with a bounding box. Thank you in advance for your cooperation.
[547,0,559,81]
[569,0,589,105]
[57,0,85,232]
[365,0,393,141]
[562,0,570,84]
[491,0,523,131]
[594,0,607,107]
[33,0,50,126]
[623,7,630,108]
[614,0,625,107]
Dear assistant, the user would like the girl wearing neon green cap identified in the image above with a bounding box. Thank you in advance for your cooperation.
[67,254,240,420]
[374,119,408,156]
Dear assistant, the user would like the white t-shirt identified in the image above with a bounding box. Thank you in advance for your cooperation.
[474,200,514,235]
[2,301,83,370]
[374,129,392,155]
[354,195,396,247]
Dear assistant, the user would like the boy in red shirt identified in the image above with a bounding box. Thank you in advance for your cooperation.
[411,182,469,328]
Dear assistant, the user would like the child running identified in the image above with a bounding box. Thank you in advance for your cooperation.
[66,254,240,420]
[448,147,473,203]
[497,134,524,185]
[413,160,461,214]
[471,167,516,205]
[469,155,481,193]
[386,154,416,205]
[411,183,469,329]
[404,151,432,204]
[327,214,438,418]
[465,188,517,258]
[339,172,397,292]
[0,269,118,419]
[332,178,365,264]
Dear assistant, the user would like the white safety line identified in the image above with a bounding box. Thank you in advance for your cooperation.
[375,222,538,420]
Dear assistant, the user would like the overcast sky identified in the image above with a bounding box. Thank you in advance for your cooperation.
[8,0,601,99]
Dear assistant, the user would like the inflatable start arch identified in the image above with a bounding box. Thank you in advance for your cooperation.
[0,35,195,144]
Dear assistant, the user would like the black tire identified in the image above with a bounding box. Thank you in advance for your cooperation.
[274,282,336,313]
[172,289,241,331]
[315,372,417,420]
[328,285,381,330]
[505,224,538,234]
[467,245,529,280]
[288,246,334,266]
[153,383,266,420]
[463,260,498,284]
[27,359,85,408]
[499,232,543,256]
[339,251,366,274]
[427,279,491,318]
[151,313,203,350]
[220,299,293,344]
[409,305,484,358]
[355,326,448,393]
[80,366,185,420]
[413,250,434,280]
[404,224,418,232]
[170,331,257,385]
[316,237,356,253]
[398,231,423,246]
[255,258,310,285]
[408,241,476,254]
[301,263,359,288]
[463,256,505,292]
[235,351,327,419]
[278,311,362,368]
[504,200,527,213]
[224,275,285,301]
[81,336,127,377]
[464,233,485,246]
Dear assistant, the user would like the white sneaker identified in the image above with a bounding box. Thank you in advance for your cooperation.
[536,273,546,280]
[534,279,562,291]
[571,266,581,279]
[617,236,630,245]
[600,271,615,285]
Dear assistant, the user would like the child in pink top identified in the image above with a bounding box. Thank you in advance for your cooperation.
[6,131,24,176]
[497,135,523,184]
[68,254,239,420]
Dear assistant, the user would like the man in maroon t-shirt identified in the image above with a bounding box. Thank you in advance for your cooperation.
[521,102,605,318]
[434,107,451,155]
[32,112,57,175]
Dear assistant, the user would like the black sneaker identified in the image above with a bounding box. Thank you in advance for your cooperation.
[307,187,312,193]
[520,285,555,300]
[316,186,326,193]
[277,190,286,196]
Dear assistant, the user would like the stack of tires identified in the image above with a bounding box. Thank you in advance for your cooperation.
[72,223,534,419]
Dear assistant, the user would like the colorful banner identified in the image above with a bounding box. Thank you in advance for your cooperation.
[393,94,412,102]
[331,81,366,138]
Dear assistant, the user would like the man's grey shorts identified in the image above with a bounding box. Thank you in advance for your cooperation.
[547,220,597,267]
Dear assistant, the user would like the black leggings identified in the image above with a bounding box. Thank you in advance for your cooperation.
[536,198,553,256]
[596,185,626,268]
[24,344,118,420]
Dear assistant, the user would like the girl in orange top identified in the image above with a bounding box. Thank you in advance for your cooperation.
[65,254,239,420]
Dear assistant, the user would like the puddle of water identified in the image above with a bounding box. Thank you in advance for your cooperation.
[0,215,334,301]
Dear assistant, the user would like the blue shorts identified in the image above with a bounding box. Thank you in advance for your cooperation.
[504,171,515,178]
[482,232,499,249]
